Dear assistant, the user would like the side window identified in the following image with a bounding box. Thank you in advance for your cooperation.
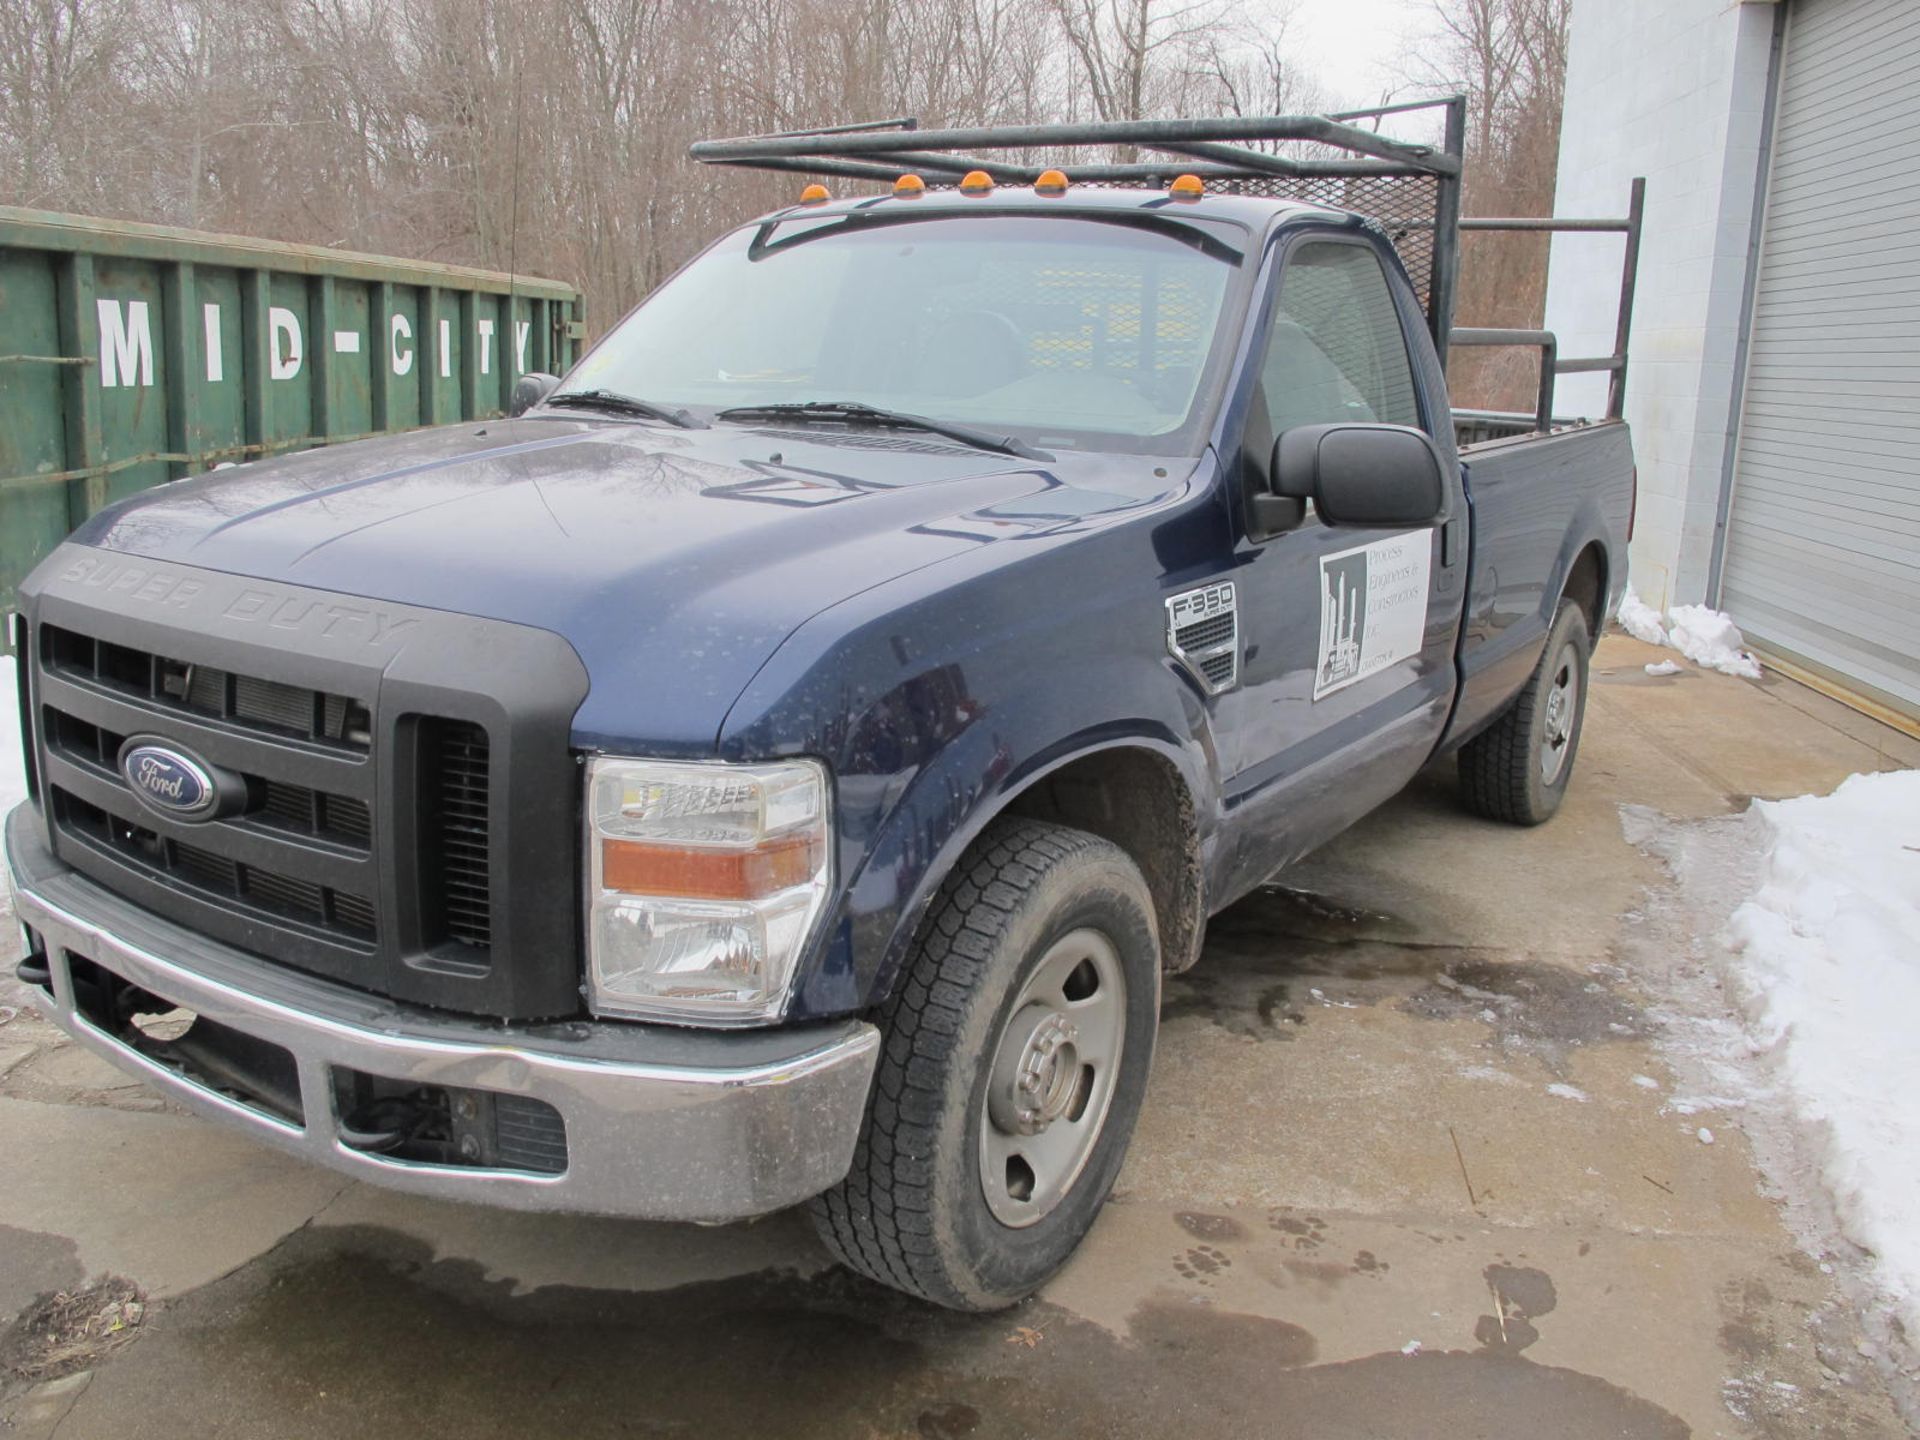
[1257,241,1421,437]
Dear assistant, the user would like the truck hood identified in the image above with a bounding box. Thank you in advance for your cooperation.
[73,417,1171,750]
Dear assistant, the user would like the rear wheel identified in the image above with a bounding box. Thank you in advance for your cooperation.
[810,818,1159,1311]
[1459,598,1592,825]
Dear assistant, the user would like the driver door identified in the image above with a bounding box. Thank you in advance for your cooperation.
[1214,233,1465,899]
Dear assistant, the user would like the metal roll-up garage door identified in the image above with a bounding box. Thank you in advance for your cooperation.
[1718,0,1920,722]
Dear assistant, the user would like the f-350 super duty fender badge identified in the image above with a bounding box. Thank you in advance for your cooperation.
[1316,531,1431,699]
[1166,581,1239,694]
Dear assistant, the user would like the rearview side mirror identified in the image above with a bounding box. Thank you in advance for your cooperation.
[509,371,560,418]
[1268,423,1448,529]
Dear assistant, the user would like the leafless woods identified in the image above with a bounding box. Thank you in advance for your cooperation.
[3,0,1568,400]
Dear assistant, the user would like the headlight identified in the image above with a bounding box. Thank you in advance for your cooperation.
[585,756,831,1025]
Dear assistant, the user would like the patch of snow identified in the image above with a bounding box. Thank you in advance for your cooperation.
[1,654,25,819]
[1698,1127,1715,1145]
[1666,604,1763,679]
[1400,1340,1423,1356]
[1632,1074,1660,1090]
[1617,585,1668,645]
[1457,1065,1518,1086]
[1546,1083,1589,1102]
[1722,769,1920,1340]
[1663,1094,1748,1116]
[1615,588,1763,679]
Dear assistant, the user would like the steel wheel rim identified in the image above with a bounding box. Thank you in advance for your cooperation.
[979,928,1127,1229]
[1540,641,1580,784]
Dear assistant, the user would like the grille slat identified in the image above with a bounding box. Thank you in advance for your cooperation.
[42,720,372,854]
[494,1094,568,1173]
[422,719,493,951]
[55,797,377,942]
[242,866,326,922]
[44,623,370,751]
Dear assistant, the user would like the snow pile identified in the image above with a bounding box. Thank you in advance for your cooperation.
[1666,604,1763,679]
[0,654,25,820]
[1644,660,1682,677]
[1723,770,1920,1336]
[1616,586,1669,646]
[1615,587,1763,679]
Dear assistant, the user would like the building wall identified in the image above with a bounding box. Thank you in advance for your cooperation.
[1543,0,1781,610]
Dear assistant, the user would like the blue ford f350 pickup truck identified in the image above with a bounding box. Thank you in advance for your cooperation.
[4,109,1641,1310]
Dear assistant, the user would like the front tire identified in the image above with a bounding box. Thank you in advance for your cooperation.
[810,818,1160,1311]
[1458,597,1593,825]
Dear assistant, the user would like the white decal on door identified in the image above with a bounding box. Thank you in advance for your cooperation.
[1314,531,1431,700]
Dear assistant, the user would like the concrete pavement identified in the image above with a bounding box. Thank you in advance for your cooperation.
[2,632,1916,1438]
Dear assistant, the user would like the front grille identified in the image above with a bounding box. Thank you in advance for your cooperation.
[33,619,396,976]
[42,709,372,853]
[22,563,585,1020]
[422,719,492,951]
[56,792,376,939]
[257,781,373,847]
[43,624,371,750]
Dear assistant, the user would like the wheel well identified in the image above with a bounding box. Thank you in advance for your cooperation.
[1003,747,1204,973]
[1564,543,1607,636]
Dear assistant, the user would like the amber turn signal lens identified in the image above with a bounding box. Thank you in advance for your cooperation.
[959,170,994,194]
[799,183,830,204]
[1169,173,1204,199]
[1034,169,1069,195]
[894,173,926,196]
[600,835,822,902]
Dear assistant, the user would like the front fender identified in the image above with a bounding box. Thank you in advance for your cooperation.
[719,508,1225,1019]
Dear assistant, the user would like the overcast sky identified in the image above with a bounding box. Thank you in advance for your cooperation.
[1282,0,1435,112]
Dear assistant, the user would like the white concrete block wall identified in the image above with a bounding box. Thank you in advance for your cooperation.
[1543,0,1779,611]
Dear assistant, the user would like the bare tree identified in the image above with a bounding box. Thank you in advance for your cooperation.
[0,0,1325,328]
[1047,0,1248,129]
[1403,0,1572,411]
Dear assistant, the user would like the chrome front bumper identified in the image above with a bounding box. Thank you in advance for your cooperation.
[4,804,879,1222]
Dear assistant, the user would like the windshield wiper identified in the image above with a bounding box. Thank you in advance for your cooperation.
[714,401,1052,461]
[543,389,706,429]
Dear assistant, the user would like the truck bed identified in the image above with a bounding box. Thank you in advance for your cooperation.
[1445,414,1636,746]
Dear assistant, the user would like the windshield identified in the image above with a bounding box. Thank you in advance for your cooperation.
[554,213,1248,455]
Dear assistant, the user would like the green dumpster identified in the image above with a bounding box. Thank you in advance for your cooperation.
[0,206,584,637]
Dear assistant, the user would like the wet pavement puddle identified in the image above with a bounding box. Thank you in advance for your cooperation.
[1,1222,1693,1439]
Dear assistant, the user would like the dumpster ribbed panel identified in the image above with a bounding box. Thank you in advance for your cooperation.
[0,206,584,628]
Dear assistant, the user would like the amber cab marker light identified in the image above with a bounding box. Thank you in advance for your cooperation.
[798,183,830,204]
[959,170,994,195]
[894,173,926,197]
[1170,173,1204,200]
[1035,169,1070,196]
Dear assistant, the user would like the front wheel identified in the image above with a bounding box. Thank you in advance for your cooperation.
[1458,597,1593,825]
[810,818,1160,1311]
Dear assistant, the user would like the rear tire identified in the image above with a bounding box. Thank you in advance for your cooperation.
[1459,598,1592,825]
[810,818,1159,1311]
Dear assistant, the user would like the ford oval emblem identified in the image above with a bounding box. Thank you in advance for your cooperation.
[119,740,219,820]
